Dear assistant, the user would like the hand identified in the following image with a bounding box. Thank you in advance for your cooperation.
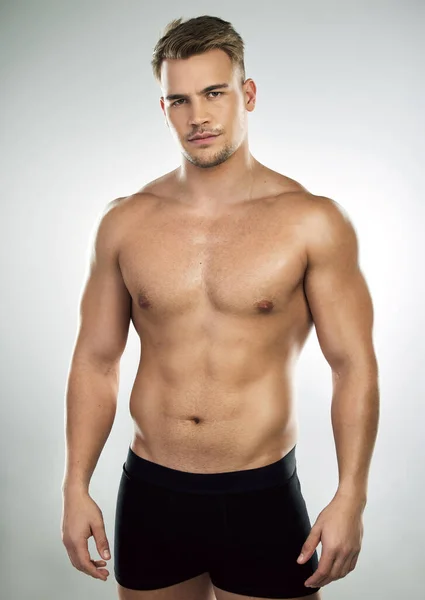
[61,488,111,582]
[297,493,364,589]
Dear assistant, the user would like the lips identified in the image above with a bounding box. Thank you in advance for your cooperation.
[189,133,219,141]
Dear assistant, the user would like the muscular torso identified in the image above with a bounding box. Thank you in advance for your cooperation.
[116,166,315,473]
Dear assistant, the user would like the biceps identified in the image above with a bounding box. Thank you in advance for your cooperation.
[304,262,375,373]
[74,261,132,368]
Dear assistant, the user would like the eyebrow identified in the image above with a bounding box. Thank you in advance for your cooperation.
[165,83,229,102]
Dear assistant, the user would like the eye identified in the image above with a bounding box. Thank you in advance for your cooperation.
[171,92,223,106]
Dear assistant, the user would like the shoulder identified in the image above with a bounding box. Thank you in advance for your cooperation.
[101,183,165,223]
[90,192,156,254]
[272,187,358,266]
[302,194,356,240]
[101,168,177,218]
[299,194,359,266]
[93,168,177,243]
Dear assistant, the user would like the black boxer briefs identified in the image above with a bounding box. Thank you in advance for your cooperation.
[113,444,321,598]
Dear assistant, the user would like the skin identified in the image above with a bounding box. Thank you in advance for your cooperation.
[62,47,379,600]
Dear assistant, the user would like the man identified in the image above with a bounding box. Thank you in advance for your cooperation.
[61,15,379,600]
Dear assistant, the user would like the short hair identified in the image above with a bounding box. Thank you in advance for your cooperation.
[151,15,246,85]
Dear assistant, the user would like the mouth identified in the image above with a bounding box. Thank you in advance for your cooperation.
[189,134,221,144]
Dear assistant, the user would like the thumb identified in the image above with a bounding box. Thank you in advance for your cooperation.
[297,524,321,563]
[91,520,110,560]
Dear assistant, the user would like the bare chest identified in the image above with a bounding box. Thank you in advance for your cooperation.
[118,198,308,320]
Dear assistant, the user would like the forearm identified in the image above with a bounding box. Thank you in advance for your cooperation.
[62,355,119,495]
[331,364,380,510]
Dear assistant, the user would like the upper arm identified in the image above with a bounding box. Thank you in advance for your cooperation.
[303,196,377,375]
[72,198,132,368]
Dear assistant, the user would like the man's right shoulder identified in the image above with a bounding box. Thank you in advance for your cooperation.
[92,192,154,244]
[101,169,176,225]
[89,192,157,268]
[103,189,157,221]
[107,189,155,212]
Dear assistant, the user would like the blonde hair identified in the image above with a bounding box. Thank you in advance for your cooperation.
[151,15,246,85]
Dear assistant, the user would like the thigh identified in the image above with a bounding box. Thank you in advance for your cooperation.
[213,586,322,600]
[114,467,209,591]
[209,470,322,599]
[117,571,215,600]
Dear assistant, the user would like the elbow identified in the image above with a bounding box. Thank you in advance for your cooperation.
[331,353,379,384]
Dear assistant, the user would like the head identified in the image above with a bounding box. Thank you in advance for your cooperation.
[151,15,256,169]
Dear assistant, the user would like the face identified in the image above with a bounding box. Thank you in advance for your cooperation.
[159,49,256,169]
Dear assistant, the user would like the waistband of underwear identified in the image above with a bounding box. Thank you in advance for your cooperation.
[123,444,297,494]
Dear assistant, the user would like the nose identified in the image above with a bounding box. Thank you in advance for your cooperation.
[188,98,211,128]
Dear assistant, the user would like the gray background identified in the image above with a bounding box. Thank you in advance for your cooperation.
[1,1,424,598]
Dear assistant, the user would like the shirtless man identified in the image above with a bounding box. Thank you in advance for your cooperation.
[61,15,379,600]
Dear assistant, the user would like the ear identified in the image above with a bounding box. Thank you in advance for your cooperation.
[159,97,169,127]
[160,96,166,115]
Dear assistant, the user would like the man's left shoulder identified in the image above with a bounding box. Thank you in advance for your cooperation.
[277,188,352,229]
[299,194,359,264]
[274,188,358,263]
[277,184,346,214]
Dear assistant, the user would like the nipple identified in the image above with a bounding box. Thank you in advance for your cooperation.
[255,299,274,313]
[137,292,151,309]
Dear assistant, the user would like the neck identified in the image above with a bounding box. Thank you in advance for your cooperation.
[176,139,260,210]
